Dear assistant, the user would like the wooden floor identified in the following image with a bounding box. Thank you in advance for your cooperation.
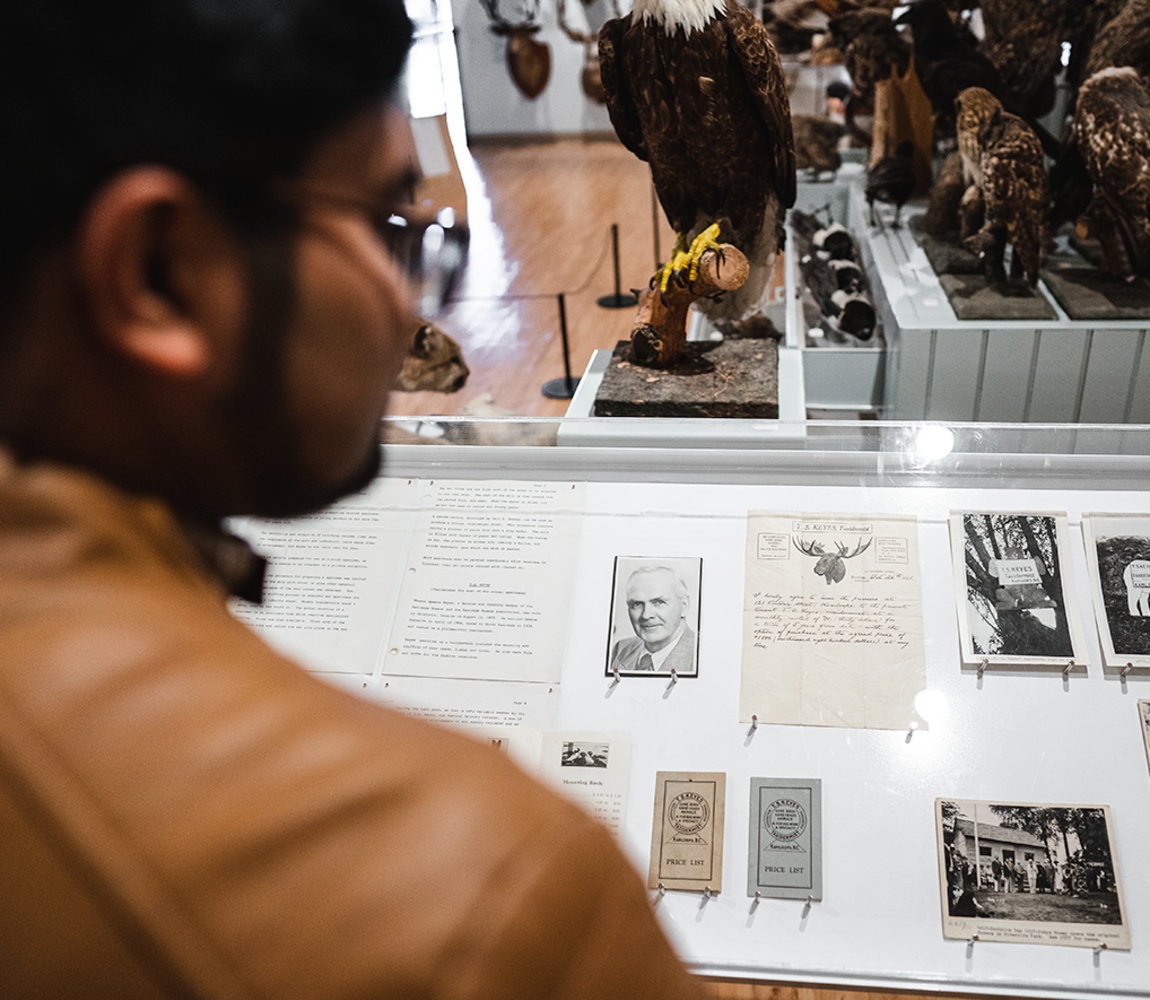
[387,136,677,419]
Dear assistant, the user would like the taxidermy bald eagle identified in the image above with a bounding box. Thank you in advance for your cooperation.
[599,0,796,323]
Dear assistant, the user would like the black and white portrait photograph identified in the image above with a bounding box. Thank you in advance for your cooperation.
[1083,513,1150,670]
[605,556,702,678]
[936,799,1129,949]
[559,741,609,768]
[949,512,1088,668]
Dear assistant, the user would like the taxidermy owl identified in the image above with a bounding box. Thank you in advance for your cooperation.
[1073,66,1150,280]
[955,87,1049,288]
[598,0,797,323]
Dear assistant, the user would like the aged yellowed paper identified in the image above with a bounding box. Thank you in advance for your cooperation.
[741,511,926,729]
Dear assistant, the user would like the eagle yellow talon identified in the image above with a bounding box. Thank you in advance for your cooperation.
[686,223,723,283]
[659,224,724,293]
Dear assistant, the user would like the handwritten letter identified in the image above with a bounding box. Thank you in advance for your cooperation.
[741,512,926,730]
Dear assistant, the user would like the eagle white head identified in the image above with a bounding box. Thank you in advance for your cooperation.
[631,0,726,35]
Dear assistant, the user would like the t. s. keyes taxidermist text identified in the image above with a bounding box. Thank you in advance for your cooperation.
[649,771,726,893]
[742,511,926,730]
[748,777,823,900]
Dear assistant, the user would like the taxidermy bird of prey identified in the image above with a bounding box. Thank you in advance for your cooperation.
[894,0,1059,156]
[823,8,910,104]
[1073,67,1150,279]
[865,141,916,228]
[955,87,1049,288]
[599,0,797,322]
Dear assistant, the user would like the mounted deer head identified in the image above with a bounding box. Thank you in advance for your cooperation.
[793,536,873,584]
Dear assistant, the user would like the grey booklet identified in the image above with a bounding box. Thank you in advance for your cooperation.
[747,777,822,899]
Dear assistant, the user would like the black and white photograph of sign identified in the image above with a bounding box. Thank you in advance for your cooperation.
[936,799,1129,949]
[1082,513,1150,670]
[949,512,1088,668]
[605,556,702,678]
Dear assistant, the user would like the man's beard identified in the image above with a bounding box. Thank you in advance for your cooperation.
[221,226,385,520]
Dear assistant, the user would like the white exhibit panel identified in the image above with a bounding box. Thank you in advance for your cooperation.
[283,433,1150,999]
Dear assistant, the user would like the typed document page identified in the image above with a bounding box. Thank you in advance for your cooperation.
[741,511,927,729]
[382,479,586,682]
[229,477,419,676]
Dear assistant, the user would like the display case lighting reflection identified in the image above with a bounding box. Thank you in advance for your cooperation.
[913,688,950,727]
[913,425,955,463]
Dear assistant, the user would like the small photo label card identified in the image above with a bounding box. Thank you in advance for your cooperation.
[648,771,725,893]
[747,777,822,899]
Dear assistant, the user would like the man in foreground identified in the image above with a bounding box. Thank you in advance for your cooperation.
[0,2,705,997]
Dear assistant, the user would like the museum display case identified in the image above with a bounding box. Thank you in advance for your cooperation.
[239,418,1150,1000]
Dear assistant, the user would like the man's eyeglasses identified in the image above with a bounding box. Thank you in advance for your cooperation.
[275,184,468,316]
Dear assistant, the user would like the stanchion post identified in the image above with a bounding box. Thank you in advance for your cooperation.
[597,224,638,309]
[542,292,581,400]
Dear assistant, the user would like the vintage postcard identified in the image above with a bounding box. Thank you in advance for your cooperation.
[1141,701,1150,775]
[949,512,1089,670]
[741,511,925,729]
[1082,513,1150,672]
[648,771,725,893]
[606,556,702,678]
[747,778,822,900]
[935,799,1129,949]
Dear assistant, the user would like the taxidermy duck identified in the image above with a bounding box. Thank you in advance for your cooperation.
[599,0,797,323]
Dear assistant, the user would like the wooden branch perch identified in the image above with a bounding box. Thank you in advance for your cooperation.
[630,243,749,368]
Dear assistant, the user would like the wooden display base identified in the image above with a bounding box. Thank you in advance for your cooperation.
[592,338,778,418]
[1041,267,1150,320]
[937,273,1057,321]
[919,232,982,276]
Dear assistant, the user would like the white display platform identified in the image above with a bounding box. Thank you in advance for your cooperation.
[559,344,807,447]
[849,182,1150,424]
[279,431,1150,999]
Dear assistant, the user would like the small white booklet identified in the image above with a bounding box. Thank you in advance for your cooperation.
[472,729,631,841]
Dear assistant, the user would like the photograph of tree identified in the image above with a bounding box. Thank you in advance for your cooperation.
[950,512,1087,667]
[936,799,1129,948]
[1082,514,1150,669]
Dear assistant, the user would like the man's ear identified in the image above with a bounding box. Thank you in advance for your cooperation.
[76,166,245,379]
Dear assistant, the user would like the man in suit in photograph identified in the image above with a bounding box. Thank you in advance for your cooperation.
[610,565,697,674]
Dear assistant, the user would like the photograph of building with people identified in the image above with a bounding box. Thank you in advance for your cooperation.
[939,800,1124,927]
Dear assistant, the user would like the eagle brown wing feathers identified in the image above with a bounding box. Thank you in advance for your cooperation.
[598,17,648,161]
[598,0,795,254]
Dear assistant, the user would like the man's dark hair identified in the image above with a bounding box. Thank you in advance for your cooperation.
[0,0,413,308]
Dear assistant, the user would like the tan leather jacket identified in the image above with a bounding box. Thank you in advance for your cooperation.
[0,451,705,1000]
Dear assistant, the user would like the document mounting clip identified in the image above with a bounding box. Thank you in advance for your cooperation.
[747,715,758,740]
[802,895,813,918]
[978,658,987,681]
[1121,663,1133,678]
[669,669,678,685]
[1064,660,1075,678]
